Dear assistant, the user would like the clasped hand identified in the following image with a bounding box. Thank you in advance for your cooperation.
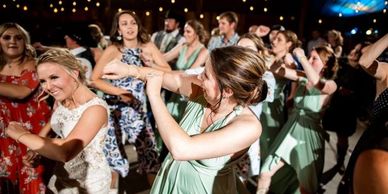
[5,121,28,141]
[5,122,40,167]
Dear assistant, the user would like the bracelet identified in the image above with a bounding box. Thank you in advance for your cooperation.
[16,132,30,143]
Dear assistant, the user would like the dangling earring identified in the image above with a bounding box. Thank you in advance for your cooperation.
[117,33,122,41]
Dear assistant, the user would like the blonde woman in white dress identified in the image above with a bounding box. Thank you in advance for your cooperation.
[6,48,111,193]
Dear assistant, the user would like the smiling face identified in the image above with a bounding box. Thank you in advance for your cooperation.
[198,59,221,106]
[0,27,25,59]
[183,24,198,45]
[38,62,78,102]
[118,13,138,41]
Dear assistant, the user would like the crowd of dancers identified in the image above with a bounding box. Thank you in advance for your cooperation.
[1,9,387,194]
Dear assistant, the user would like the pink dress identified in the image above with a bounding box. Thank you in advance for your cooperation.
[0,70,51,194]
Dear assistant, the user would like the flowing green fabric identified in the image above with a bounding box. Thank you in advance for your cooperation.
[260,76,288,160]
[151,96,250,194]
[166,44,203,122]
[261,77,326,193]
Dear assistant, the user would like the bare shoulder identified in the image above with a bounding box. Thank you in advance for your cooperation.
[199,47,209,54]
[22,58,37,71]
[230,107,262,132]
[104,45,120,54]
[142,42,157,50]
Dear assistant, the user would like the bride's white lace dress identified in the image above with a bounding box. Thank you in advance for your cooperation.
[48,97,111,194]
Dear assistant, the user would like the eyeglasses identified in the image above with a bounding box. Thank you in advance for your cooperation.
[1,34,23,41]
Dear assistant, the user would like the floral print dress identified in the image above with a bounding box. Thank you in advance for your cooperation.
[103,48,160,176]
[0,70,51,194]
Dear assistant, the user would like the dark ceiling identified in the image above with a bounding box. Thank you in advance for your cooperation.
[0,0,386,46]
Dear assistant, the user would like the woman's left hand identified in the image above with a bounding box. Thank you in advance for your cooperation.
[293,48,305,59]
[145,71,164,98]
[5,121,29,140]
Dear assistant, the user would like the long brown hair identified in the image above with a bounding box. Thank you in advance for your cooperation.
[110,10,150,45]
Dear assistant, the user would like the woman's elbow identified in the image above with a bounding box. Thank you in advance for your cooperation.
[358,56,372,68]
[169,146,189,161]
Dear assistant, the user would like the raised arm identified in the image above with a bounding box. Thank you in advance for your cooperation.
[270,54,303,81]
[141,42,172,72]
[189,47,209,69]
[359,33,388,81]
[293,48,337,94]
[6,105,108,162]
[145,70,262,160]
[90,45,129,96]
[102,60,202,98]
[162,43,183,62]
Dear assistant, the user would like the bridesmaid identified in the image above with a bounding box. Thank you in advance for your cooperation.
[102,46,268,194]
[258,46,338,194]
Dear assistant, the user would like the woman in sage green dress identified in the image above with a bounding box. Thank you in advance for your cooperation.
[163,19,209,122]
[257,46,338,194]
[102,46,268,194]
[260,30,301,160]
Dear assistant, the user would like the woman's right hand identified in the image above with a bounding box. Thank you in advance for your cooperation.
[102,59,132,80]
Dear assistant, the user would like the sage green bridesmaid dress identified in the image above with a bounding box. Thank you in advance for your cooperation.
[151,96,250,194]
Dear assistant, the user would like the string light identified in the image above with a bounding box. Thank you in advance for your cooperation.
[16,4,20,8]
[145,11,150,16]
[50,4,53,8]
[249,6,254,11]
[159,7,163,12]
[118,8,122,12]
[216,16,220,20]
[3,4,6,8]
[373,18,377,23]
[200,14,204,19]
[242,0,246,2]
[318,19,322,24]
[279,16,284,21]
[73,1,76,6]
[61,7,64,12]
[171,0,175,3]
[53,8,58,13]
[72,8,76,13]
[366,29,372,35]
[383,9,386,14]
[184,8,188,13]
[84,6,88,11]
[339,13,342,17]
[96,2,100,7]
[59,1,62,5]
[264,7,268,12]
[23,5,27,11]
